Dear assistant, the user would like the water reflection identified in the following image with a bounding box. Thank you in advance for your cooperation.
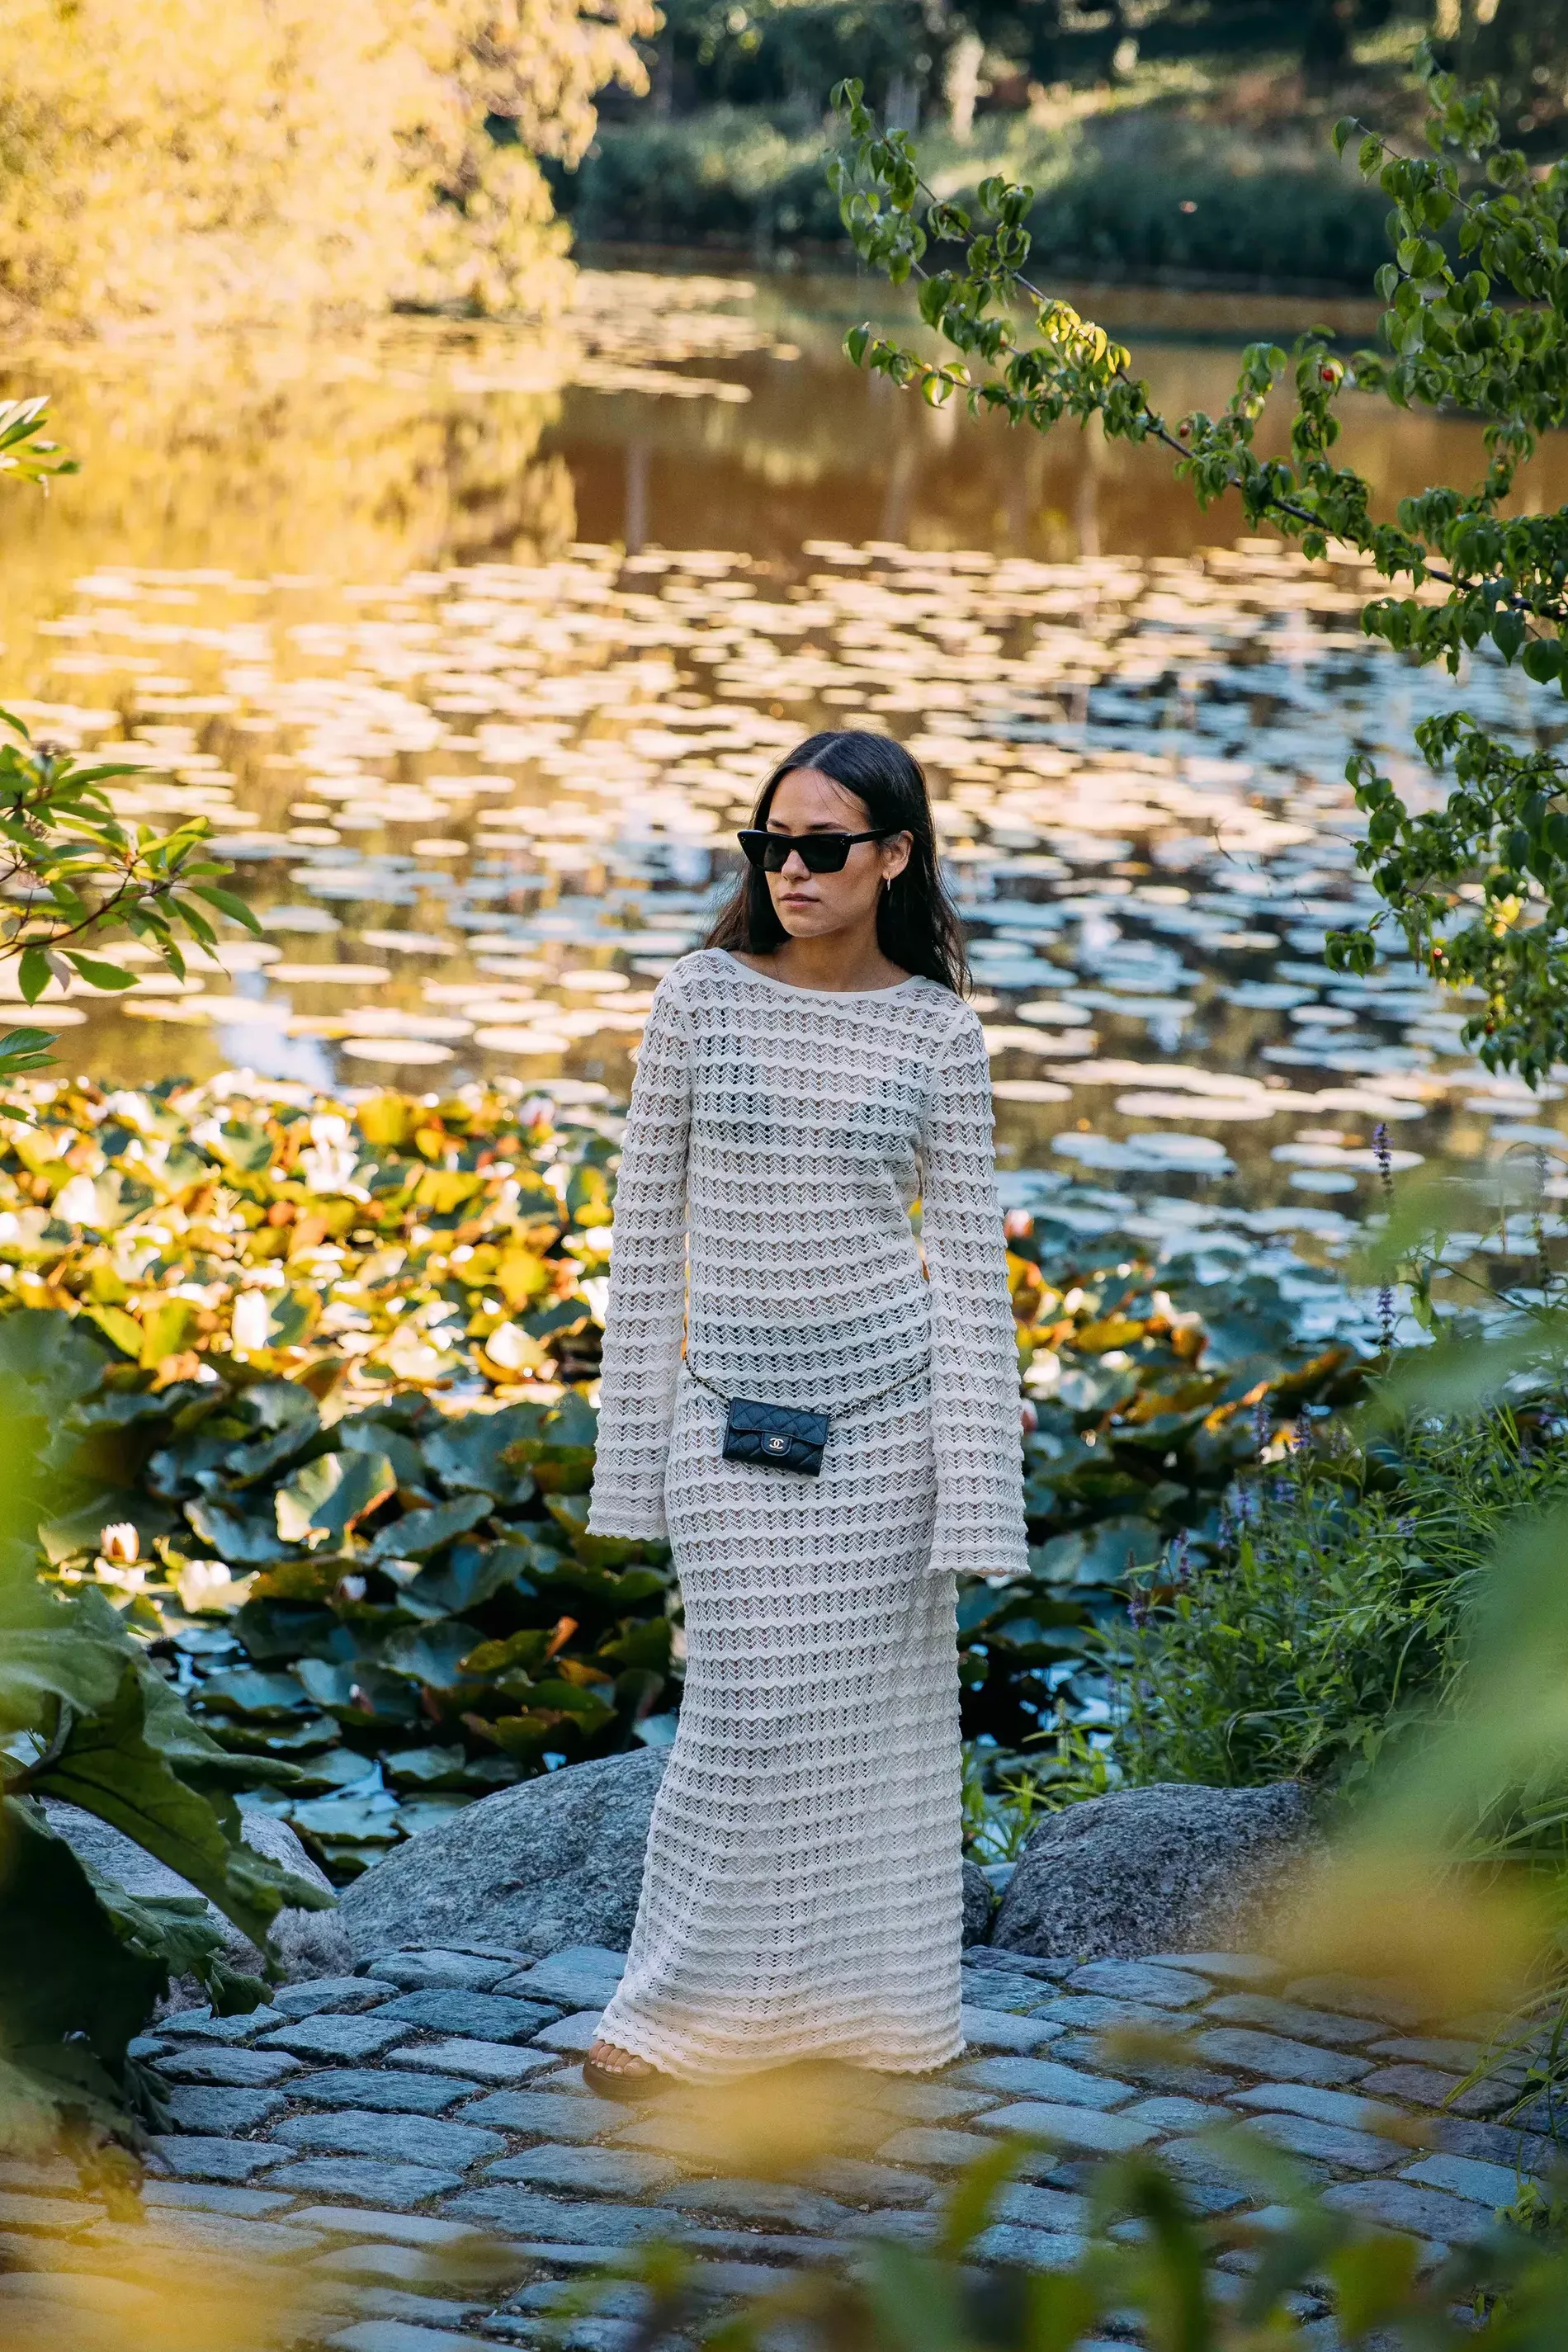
[3,267,1566,1321]
[550,265,1568,567]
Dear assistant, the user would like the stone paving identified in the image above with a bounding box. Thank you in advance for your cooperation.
[0,1943,1557,2350]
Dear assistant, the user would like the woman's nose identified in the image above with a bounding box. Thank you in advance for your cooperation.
[779,848,810,878]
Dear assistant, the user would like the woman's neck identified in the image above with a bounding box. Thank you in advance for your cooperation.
[734,926,909,994]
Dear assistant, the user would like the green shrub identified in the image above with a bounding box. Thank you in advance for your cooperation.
[0,1315,334,2185]
[1022,155,1391,288]
[1114,1400,1568,1796]
[559,108,847,245]
[561,96,1388,285]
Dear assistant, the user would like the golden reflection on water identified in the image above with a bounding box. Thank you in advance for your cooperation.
[2,269,1566,1240]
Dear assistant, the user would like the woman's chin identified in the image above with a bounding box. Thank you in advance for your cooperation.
[775,910,848,939]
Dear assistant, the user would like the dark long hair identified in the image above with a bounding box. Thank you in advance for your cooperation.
[704,730,968,994]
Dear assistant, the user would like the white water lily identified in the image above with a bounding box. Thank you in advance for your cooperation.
[483,1320,532,1372]
[54,1174,101,1226]
[299,1143,359,1192]
[231,1290,272,1352]
[177,1557,243,1613]
[99,1521,139,1564]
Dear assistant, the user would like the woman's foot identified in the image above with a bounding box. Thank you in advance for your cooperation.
[583,2039,668,2100]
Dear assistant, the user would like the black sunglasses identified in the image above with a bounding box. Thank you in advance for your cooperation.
[738,827,888,875]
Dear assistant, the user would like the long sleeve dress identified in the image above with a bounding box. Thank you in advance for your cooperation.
[585,947,1028,2080]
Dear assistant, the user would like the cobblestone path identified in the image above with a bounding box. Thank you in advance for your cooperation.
[1,1943,1554,2350]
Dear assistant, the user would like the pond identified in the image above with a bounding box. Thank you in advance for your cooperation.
[6,263,1568,1337]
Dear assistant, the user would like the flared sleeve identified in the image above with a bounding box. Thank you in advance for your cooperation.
[587,975,692,1540]
[919,1007,1030,1585]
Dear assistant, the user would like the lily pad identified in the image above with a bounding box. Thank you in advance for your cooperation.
[191,1669,315,1721]
[376,1621,493,1691]
[276,1451,397,1547]
[185,1497,292,1566]
[367,1491,493,1561]
[286,1792,402,1844]
[423,1403,544,1500]
[380,1743,470,1789]
[391,1540,538,1619]
[205,1710,341,1756]
[292,1658,423,1730]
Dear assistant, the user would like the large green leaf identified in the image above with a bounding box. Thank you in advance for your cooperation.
[26,1666,332,1952]
[336,1415,427,1486]
[377,1620,494,1691]
[423,1402,543,1500]
[396,1540,537,1618]
[0,1624,130,1730]
[292,1657,422,1730]
[222,1400,324,1486]
[185,1495,292,1564]
[0,1797,168,2073]
[191,1667,316,1721]
[367,1490,490,1560]
[276,1450,396,1547]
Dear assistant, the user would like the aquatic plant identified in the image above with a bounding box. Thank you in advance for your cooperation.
[0,1070,1349,1874]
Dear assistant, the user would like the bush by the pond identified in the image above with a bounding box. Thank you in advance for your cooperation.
[560,110,847,248]
[1113,1398,1568,1798]
[561,103,1389,288]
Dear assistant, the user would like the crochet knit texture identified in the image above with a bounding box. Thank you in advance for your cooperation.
[588,947,1027,2080]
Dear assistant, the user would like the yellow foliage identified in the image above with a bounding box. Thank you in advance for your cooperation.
[1074,1314,1145,1353]
[496,1245,551,1307]
[0,0,654,330]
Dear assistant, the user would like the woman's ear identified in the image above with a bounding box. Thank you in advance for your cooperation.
[881,831,914,883]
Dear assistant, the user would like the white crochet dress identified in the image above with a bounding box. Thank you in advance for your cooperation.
[587,947,1027,2080]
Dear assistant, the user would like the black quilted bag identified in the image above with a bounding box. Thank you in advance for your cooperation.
[719,1395,830,1476]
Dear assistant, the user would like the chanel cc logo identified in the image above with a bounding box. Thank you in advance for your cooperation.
[764,1433,789,1454]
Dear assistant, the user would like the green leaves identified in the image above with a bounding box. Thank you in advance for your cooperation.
[275,1450,397,1548]
[0,1027,57,1082]
[0,396,77,489]
[17,944,56,1006]
[0,1533,339,2179]
[0,716,257,1095]
[21,1665,325,1953]
[62,952,135,992]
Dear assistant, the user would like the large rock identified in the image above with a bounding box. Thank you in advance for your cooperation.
[341,1745,668,1961]
[961,1858,994,1946]
[341,1745,1000,1960]
[991,1781,1314,1962]
[44,1800,349,1994]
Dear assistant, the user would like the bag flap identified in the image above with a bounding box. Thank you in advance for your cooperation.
[727,1396,829,1444]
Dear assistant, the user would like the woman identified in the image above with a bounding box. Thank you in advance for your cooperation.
[583,728,1028,2092]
